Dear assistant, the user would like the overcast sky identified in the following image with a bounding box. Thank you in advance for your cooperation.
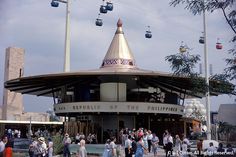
[0,0,235,113]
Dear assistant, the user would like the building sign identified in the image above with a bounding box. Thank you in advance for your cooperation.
[54,102,184,115]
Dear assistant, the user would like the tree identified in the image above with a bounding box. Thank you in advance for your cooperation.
[218,121,236,142]
[165,44,208,94]
[169,0,236,81]
[165,47,200,76]
[165,44,235,95]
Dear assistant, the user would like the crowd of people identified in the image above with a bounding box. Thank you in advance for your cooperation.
[0,127,235,157]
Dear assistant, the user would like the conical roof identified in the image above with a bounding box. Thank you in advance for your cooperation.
[100,19,137,69]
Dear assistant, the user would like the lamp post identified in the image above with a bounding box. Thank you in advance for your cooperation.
[202,0,211,140]
[51,0,71,72]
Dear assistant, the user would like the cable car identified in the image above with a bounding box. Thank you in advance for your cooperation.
[199,36,204,44]
[199,32,204,44]
[106,1,113,11]
[100,5,107,13]
[145,26,152,39]
[179,41,186,53]
[100,0,107,13]
[216,38,223,50]
[51,0,59,7]
[95,14,103,26]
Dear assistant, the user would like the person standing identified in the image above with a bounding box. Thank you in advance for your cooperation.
[103,139,110,157]
[131,137,137,156]
[124,135,132,157]
[63,133,71,157]
[109,137,117,157]
[135,136,146,157]
[197,139,203,157]
[4,136,13,157]
[33,137,47,157]
[206,142,216,156]
[47,137,53,157]
[174,135,181,157]
[77,138,87,157]
[142,133,148,154]
[166,133,173,157]
[0,136,8,157]
[147,130,153,153]
[163,132,168,157]
[151,133,159,157]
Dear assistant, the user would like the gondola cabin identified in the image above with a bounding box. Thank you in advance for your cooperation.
[106,2,113,11]
[179,46,186,53]
[100,5,107,14]
[145,31,152,38]
[96,18,103,26]
[216,42,223,50]
[51,0,59,7]
[199,36,204,44]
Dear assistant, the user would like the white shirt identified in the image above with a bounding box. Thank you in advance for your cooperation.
[183,138,190,145]
[147,133,153,140]
[163,136,168,146]
[207,146,217,156]
[124,139,132,148]
[0,141,5,152]
[167,135,173,144]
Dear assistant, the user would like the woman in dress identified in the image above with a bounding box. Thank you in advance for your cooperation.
[109,137,117,157]
[174,135,181,157]
[135,135,146,157]
[103,139,110,157]
[142,133,148,154]
[77,137,87,157]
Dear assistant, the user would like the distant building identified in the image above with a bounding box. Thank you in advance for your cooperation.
[2,47,24,120]
[1,47,50,121]
[218,104,236,126]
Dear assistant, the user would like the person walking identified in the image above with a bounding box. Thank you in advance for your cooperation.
[124,135,132,157]
[77,138,87,157]
[174,135,181,157]
[103,139,110,157]
[135,135,146,157]
[166,133,173,157]
[47,137,53,157]
[131,137,137,156]
[151,133,159,157]
[63,133,71,157]
[109,137,117,157]
[163,132,168,157]
[147,130,153,153]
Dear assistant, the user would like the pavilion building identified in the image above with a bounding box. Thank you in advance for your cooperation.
[4,19,233,143]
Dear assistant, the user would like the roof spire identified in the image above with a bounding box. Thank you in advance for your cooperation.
[117,18,122,27]
[100,19,137,69]
[116,18,124,34]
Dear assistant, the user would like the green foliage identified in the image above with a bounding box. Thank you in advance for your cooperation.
[210,74,236,94]
[165,47,235,95]
[52,134,64,155]
[218,121,236,142]
[224,48,236,81]
[165,52,201,76]
[169,0,236,81]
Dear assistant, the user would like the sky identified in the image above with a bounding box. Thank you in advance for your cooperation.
[0,0,235,113]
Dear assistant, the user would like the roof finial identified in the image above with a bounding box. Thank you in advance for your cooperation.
[117,18,122,27]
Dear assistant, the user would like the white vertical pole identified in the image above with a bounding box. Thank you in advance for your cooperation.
[64,0,71,72]
[203,3,211,140]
